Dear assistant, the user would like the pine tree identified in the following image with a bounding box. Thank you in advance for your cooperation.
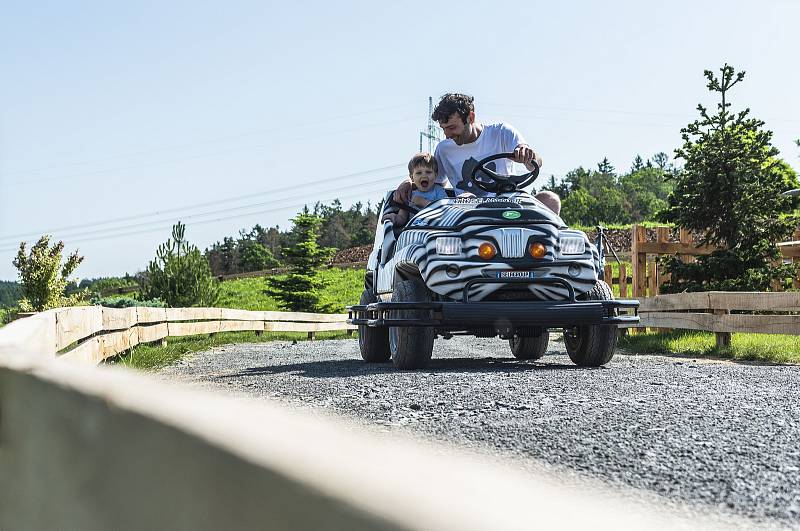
[140,222,219,307]
[265,213,336,312]
[660,64,799,292]
[631,155,645,173]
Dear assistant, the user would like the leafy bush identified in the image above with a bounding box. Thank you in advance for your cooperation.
[12,235,88,311]
[265,212,336,312]
[90,296,166,308]
[139,222,219,307]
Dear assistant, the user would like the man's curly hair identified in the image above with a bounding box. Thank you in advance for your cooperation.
[431,93,474,124]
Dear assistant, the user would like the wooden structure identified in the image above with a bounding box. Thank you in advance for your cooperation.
[1,306,355,365]
[630,225,800,299]
[637,291,800,347]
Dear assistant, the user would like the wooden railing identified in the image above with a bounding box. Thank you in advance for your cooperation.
[0,306,354,365]
[637,291,800,347]
[629,225,800,298]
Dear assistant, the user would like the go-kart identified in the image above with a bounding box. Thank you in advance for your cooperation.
[347,152,639,369]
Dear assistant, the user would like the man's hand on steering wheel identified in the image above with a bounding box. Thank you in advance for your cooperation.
[512,144,541,170]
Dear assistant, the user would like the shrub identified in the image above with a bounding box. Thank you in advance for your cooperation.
[139,222,219,307]
[12,235,88,311]
[89,296,166,308]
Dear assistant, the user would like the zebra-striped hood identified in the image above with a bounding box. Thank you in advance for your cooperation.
[408,193,566,230]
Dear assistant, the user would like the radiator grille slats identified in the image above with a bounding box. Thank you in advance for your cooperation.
[499,229,525,258]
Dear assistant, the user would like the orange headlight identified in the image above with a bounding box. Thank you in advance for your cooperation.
[478,242,497,260]
[529,242,547,259]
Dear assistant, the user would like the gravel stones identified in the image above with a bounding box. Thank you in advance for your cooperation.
[159,336,800,527]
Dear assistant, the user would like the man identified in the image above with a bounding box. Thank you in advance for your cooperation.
[391,93,561,215]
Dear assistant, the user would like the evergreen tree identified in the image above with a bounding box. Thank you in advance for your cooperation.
[597,157,615,175]
[265,213,336,312]
[630,154,645,173]
[140,222,219,307]
[659,64,799,292]
[651,152,671,171]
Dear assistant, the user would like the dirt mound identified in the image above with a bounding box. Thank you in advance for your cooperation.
[332,245,372,263]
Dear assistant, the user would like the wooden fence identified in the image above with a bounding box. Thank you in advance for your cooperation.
[0,306,354,365]
[627,225,800,298]
[637,291,800,347]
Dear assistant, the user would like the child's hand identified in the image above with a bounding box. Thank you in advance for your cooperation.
[411,195,430,208]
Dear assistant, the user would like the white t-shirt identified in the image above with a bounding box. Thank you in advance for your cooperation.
[434,122,527,197]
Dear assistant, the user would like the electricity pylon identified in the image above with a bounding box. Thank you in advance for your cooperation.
[419,97,441,154]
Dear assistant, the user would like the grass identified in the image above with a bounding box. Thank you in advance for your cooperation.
[216,267,363,312]
[115,266,365,370]
[619,330,800,364]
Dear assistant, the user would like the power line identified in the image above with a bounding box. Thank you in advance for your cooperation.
[482,111,677,129]
[0,175,404,251]
[0,164,405,242]
[0,101,418,179]
[0,183,396,252]
[4,116,419,187]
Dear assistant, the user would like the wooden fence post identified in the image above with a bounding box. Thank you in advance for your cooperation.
[794,228,800,289]
[631,225,647,299]
[679,228,694,264]
[713,309,731,349]
[618,263,628,299]
[655,227,671,333]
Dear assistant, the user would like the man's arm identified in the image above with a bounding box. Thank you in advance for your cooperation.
[393,178,413,204]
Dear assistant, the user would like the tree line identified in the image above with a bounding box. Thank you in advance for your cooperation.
[203,200,379,276]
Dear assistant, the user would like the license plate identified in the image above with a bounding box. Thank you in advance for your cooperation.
[496,271,535,279]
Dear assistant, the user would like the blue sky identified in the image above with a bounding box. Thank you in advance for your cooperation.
[1,0,798,280]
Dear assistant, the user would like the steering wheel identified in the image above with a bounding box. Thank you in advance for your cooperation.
[469,152,540,193]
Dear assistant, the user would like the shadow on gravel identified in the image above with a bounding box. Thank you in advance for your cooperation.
[217,356,583,380]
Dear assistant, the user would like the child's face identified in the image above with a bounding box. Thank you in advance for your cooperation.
[411,164,436,192]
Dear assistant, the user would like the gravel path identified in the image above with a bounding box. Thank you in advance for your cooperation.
[158,336,800,528]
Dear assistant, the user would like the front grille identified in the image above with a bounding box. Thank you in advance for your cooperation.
[498,228,525,258]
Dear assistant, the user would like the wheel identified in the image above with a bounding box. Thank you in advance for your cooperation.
[508,332,549,360]
[358,289,390,363]
[389,279,435,369]
[564,280,618,367]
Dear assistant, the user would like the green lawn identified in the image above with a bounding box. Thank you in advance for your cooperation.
[619,330,800,364]
[216,267,363,312]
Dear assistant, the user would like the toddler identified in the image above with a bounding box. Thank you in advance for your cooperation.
[384,152,448,226]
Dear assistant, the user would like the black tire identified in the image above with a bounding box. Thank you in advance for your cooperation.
[358,289,390,363]
[508,332,549,360]
[389,279,435,369]
[564,280,618,367]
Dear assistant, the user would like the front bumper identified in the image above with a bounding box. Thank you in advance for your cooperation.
[350,277,639,329]
[348,298,639,328]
